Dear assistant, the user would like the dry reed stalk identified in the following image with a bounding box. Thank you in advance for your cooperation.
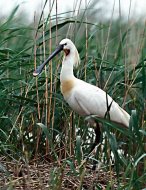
[51,0,58,138]
[122,0,132,108]
[34,12,41,158]
[85,0,88,81]
[100,0,115,89]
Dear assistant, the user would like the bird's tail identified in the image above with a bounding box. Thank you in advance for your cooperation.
[118,107,130,127]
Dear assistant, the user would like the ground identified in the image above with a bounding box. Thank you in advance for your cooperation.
[0,156,122,190]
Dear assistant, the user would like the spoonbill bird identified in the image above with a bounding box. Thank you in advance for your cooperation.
[33,38,130,152]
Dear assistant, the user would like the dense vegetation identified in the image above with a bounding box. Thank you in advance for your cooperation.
[0,2,145,189]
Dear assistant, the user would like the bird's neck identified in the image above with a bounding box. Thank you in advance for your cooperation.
[60,56,75,82]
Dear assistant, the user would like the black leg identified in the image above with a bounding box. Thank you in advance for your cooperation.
[89,122,101,154]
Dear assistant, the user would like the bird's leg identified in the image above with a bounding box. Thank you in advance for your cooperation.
[88,122,101,170]
[89,122,101,154]
[78,121,101,170]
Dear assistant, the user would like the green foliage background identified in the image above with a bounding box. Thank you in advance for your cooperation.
[0,2,145,189]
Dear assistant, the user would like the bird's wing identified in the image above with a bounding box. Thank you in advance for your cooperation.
[72,81,130,127]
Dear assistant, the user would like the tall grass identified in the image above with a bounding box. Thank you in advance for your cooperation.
[0,1,145,189]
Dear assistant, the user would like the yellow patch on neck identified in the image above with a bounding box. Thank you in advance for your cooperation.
[61,80,74,95]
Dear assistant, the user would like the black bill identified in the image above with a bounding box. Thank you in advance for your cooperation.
[33,44,64,77]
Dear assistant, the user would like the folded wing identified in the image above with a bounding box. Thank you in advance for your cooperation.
[69,80,130,127]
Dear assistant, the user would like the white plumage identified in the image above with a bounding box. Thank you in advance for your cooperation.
[59,39,130,128]
[62,78,130,127]
[33,38,130,128]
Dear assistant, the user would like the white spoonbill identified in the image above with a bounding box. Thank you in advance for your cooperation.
[33,38,130,151]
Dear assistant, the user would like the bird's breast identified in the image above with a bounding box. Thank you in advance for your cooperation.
[60,80,88,115]
[60,80,75,98]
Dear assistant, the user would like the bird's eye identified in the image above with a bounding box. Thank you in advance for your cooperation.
[64,43,67,46]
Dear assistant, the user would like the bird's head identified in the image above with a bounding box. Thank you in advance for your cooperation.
[33,38,80,77]
[60,38,80,67]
